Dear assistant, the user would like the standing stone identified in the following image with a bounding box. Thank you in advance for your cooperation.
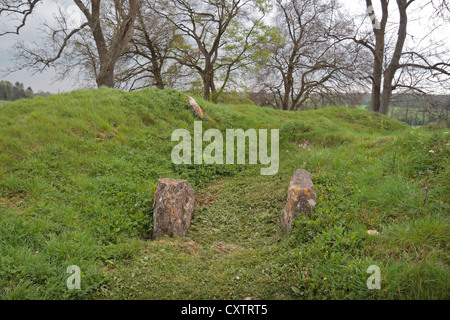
[281,169,316,235]
[153,178,195,238]
[187,96,206,119]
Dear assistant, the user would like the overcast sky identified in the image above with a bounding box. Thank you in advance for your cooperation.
[0,0,448,94]
[0,0,83,93]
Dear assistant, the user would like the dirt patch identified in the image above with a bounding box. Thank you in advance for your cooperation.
[211,242,244,253]
[0,197,24,210]
[183,241,204,255]
[195,181,226,207]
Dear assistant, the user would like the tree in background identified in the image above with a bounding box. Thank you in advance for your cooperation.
[115,0,186,90]
[0,0,448,116]
[0,81,33,101]
[359,0,450,115]
[253,0,370,111]
[151,0,274,102]
[2,0,140,88]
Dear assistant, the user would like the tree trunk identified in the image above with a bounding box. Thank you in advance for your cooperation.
[380,0,409,115]
[96,57,116,88]
[154,71,165,89]
[152,60,164,89]
[137,8,165,90]
[201,72,210,100]
[371,26,385,112]
[77,0,139,89]
[282,82,291,111]
[96,69,115,88]
[371,50,383,113]
[367,0,388,113]
[282,64,295,110]
[201,62,216,102]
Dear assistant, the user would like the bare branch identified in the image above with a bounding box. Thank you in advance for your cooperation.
[0,0,41,36]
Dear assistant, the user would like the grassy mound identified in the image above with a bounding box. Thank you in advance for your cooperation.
[0,88,448,299]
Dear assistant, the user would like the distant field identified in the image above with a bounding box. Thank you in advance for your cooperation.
[353,104,448,127]
[0,88,448,300]
[390,106,447,126]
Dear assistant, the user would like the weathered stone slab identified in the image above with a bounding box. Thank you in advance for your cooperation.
[153,178,195,238]
[281,169,316,234]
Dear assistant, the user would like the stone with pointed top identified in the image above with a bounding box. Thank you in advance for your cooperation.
[187,96,205,119]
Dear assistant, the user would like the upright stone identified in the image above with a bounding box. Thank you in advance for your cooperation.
[281,169,316,235]
[153,178,195,238]
[187,96,206,119]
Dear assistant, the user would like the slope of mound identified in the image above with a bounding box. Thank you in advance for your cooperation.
[0,88,447,300]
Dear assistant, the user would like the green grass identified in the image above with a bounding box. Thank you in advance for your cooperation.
[0,87,448,299]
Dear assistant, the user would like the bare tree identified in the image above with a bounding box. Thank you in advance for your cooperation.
[430,0,450,19]
[114,0,185,90]
[151,0,270,102]
[361,0,450,114]
[253,0,368,111]
[2,0,140,88]
[0,0,41,36]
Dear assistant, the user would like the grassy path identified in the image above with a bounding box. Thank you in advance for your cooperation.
[98,174,298,300]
